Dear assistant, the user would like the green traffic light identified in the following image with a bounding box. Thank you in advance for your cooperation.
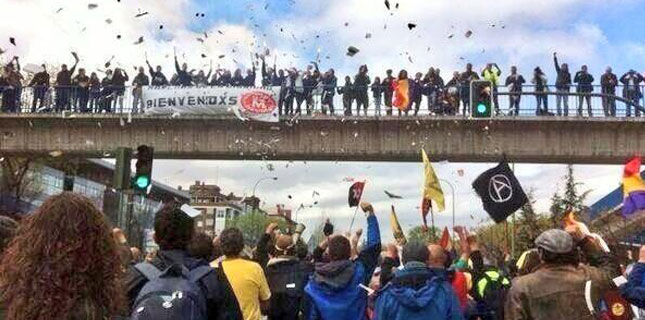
[135,176,150,189]
[477,103,487,114]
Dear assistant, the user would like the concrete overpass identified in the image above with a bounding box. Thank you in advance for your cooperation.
[2,114,645,164]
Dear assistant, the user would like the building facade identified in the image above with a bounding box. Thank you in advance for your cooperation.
[189,180,260,237]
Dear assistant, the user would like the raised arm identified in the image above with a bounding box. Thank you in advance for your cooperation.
[355,202,381,284]
[254,222,277,269]
[553,53,561,73]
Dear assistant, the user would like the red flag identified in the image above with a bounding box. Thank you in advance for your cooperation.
[421,198,432,230]
[438,227,453,251]
[348,181,365,207]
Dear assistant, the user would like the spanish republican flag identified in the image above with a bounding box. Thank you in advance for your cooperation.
[390,205,407,246]
[392,78,410,111]
[622,156,645,216]
[421,149,445,228]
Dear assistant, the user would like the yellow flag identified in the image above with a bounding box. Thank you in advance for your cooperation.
[422,149,445,212]
[390,205,407,246]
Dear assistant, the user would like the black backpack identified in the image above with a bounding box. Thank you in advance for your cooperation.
[130,262,212,320]
[265,259,309,320]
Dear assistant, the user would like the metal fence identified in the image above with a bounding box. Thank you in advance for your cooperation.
[0,84,644,118]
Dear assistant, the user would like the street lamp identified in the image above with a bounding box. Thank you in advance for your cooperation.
[252,176,278,198]
[439,179,456,231]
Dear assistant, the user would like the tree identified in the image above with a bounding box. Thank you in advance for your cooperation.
[226,210,288,247]
[407,225,440,244]
[0,156,44,211]
[549,165,591,226]
[515,190,551,254]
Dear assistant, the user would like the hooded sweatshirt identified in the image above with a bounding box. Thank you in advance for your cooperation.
[375,262,464,320]
[304,214,381,320]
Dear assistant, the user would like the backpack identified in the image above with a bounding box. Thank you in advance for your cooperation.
[474,271,509,320]
[130,262,213,320]
[265,260,309,320]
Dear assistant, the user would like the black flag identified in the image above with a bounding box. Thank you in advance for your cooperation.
[472,161,528,223]
[348,181,365,207]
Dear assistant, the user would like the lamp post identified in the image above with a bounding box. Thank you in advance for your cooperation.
[252,176,278,200]
[439,179,456,231]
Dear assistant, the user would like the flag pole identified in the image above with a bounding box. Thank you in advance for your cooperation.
[431,207,436,242]
[349,180,366,233]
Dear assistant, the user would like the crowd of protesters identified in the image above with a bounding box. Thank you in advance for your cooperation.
[2,191,645,319]
[1,52,644,117]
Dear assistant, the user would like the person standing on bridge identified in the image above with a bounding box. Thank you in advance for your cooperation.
[338,75,354,116]
[354,65,371,116]
[112,68,129,114]
[28,64,49,112]
[383,69,396,116]
[574,65,594,117]
[410,72,423,116]
[532,67,549,115]
[146,59,168,86]
[459,63,479,116]
[481,63,501,114]
[553,52,571,116]
[620,69,644,117]
[600,67,618,117]
[174,48,193,87]
[54,52,79,112]
[372,77,383,117]
[505,66,526,116]
[132,67,150,113]
[322,68,337,115]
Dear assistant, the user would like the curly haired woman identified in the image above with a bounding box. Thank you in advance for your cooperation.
[0,192,125,320]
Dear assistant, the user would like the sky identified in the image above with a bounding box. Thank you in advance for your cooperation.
[2,0,643,241]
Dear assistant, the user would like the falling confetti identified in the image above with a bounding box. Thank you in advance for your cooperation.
[384,190,403,199]
[465,30,473,38]
[346,46,360,57]
[407,23,417,30]
[134,36,144,44]
[135,11,149,18]
[448,34,454,39]
[9,37,16,46]
[159,25,164,29]
[365,33,372,39]
[105,18,113,24]
[384,0,390,10]
[88,3,98,9]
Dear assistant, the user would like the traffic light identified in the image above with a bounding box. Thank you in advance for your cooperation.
[470,80,492,118]
[133,145,154,193]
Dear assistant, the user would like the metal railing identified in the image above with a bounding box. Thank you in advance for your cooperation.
[1,84,644,118]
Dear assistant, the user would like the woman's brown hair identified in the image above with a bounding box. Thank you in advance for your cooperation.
[0,192,125,320]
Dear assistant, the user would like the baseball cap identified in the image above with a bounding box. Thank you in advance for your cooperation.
[535,229,573,254]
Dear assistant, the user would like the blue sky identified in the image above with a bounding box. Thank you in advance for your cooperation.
[1,0,643,241]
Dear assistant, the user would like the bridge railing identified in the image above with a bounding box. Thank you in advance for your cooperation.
[0,84,644,118]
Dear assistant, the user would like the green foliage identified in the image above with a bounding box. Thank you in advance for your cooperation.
[515,190,551,254]
[549,165,591,226]
[226,210,288,246]
[407,225,440,244]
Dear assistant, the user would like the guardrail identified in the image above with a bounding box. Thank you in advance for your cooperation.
[0,84,644,118]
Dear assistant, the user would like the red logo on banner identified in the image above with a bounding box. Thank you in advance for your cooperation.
[240,91,276,114]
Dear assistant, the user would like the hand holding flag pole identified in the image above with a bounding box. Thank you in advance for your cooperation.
[348,180,366,232]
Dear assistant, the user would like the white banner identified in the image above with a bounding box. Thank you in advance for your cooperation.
[143,86,279,122]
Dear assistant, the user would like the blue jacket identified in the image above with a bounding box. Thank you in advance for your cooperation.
[620,262,645,308]
[375,262,464,320]
[304,214,381,320]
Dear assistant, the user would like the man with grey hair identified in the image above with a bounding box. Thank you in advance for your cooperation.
[505,227,621,320]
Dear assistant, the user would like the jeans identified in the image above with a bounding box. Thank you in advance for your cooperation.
[556,88,569,116]
[31,86,47,112]
[578,93,592,117]
[508,94,521,115]
[535,93,548,115]
[132,92,144,113]
[625,90,641,117]
[373,96,382,116]
[601,90,616,117]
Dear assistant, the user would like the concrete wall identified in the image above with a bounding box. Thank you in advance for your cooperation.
[2,114,645,164]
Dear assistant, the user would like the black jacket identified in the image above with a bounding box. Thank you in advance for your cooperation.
[574,71,594,92]
[505,74,526,92]
[125,250,225,320]
[600,73,618,94]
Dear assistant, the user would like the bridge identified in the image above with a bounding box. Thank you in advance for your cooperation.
[2,114,645,164]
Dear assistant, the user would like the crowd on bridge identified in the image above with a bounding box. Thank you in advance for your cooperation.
[1,52,645,117]
[0,191,645,319]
